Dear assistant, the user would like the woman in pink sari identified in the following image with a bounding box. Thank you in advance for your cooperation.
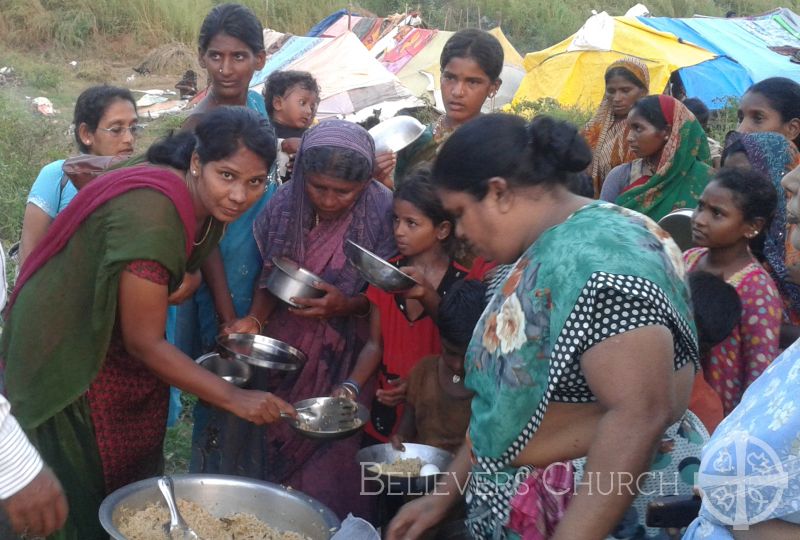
[225,120,395,518]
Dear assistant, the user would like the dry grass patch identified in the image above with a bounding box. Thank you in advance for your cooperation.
[134,42,201,76]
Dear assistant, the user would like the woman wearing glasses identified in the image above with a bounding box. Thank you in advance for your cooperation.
[19,85,140,265]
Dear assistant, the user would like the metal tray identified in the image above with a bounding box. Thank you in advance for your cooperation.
[286,397,369,440]
[216,333,306,371]
[345,240,418,293]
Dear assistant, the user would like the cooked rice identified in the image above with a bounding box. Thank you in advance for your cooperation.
[117,498,308,540]
[371,457,424,476]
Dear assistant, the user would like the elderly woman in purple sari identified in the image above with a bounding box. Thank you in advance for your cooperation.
[223,119,395,517]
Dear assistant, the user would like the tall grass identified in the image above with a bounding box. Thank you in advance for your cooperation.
[4,0,800,52]
[0,92,72,244]
[0,0,347,51]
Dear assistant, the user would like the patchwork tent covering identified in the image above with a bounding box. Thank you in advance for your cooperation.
[249,31,415,119]
[248,10,525,120]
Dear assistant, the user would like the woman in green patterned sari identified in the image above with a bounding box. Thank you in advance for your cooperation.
[387,114,705,539]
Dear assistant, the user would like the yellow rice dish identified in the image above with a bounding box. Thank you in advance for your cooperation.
[370,457,424,476]
[117,498,308,540]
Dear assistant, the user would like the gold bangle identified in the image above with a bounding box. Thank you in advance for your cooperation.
[246,315,263,333]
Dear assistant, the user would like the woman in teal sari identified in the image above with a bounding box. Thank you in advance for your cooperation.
[387,114,705,539]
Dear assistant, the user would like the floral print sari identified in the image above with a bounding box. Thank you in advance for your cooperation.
[463,202,701,538]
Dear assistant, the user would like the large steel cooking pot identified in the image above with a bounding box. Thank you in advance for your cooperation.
[99,474,340,539]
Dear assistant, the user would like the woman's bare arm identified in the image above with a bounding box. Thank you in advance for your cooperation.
[551,325,678,540]
[201,247,237,324]
[19,204,53,267]
[118,269,294,423]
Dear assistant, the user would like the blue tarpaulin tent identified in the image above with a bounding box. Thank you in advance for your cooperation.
[307,9,357,37]
[250,35,324,87]
[640,9,800,106]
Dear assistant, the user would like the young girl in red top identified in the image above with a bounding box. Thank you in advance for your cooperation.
[685,167,782,415]
[335,169,466,443]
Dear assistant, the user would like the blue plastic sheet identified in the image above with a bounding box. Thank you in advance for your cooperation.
[250,35,325,88]
[641,13,800,108]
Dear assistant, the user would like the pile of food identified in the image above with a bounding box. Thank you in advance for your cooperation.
[369,457,424,476]
[117,498,308,540]
[294,412,364,433]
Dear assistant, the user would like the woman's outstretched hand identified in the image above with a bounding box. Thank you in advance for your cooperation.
[228,389,295,425]
[220,316,260,335]
[376,377,408,407]
[385,495,450,540]
[397,266,435,300]
[289,281,351,319]
[374,151,397,189]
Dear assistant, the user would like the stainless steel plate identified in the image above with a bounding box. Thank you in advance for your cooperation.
[356,443,455,494]
[658,208,694,252]
[368,115,426,154]
[287,397,369,440]
[195,352,251,387]
[267,257,326,308]
[216,333,306,371]
[345,240,418,293]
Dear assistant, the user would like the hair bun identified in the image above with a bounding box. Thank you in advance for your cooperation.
[527,116,592,174]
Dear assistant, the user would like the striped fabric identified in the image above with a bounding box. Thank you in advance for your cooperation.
[0,394,43,498]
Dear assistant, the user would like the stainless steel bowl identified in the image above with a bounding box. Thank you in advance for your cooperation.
[216,333,306,371]
[356,443,454,494]
[266,257,326,308]
[658,208,694,251]
[99,473,340,539]
[195,352,251,387]
[345,240,418,293]
[286,397,369,440]
[369,115,426,154]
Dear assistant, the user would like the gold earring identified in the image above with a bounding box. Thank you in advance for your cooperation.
[192,169,197,176]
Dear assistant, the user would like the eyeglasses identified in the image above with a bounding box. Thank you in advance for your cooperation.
[97,125,144,138]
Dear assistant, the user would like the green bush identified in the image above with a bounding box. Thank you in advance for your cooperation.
[21,64,64,91]
[0,92,72,244]
[505,97,592,128]
[708,97,740,144]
